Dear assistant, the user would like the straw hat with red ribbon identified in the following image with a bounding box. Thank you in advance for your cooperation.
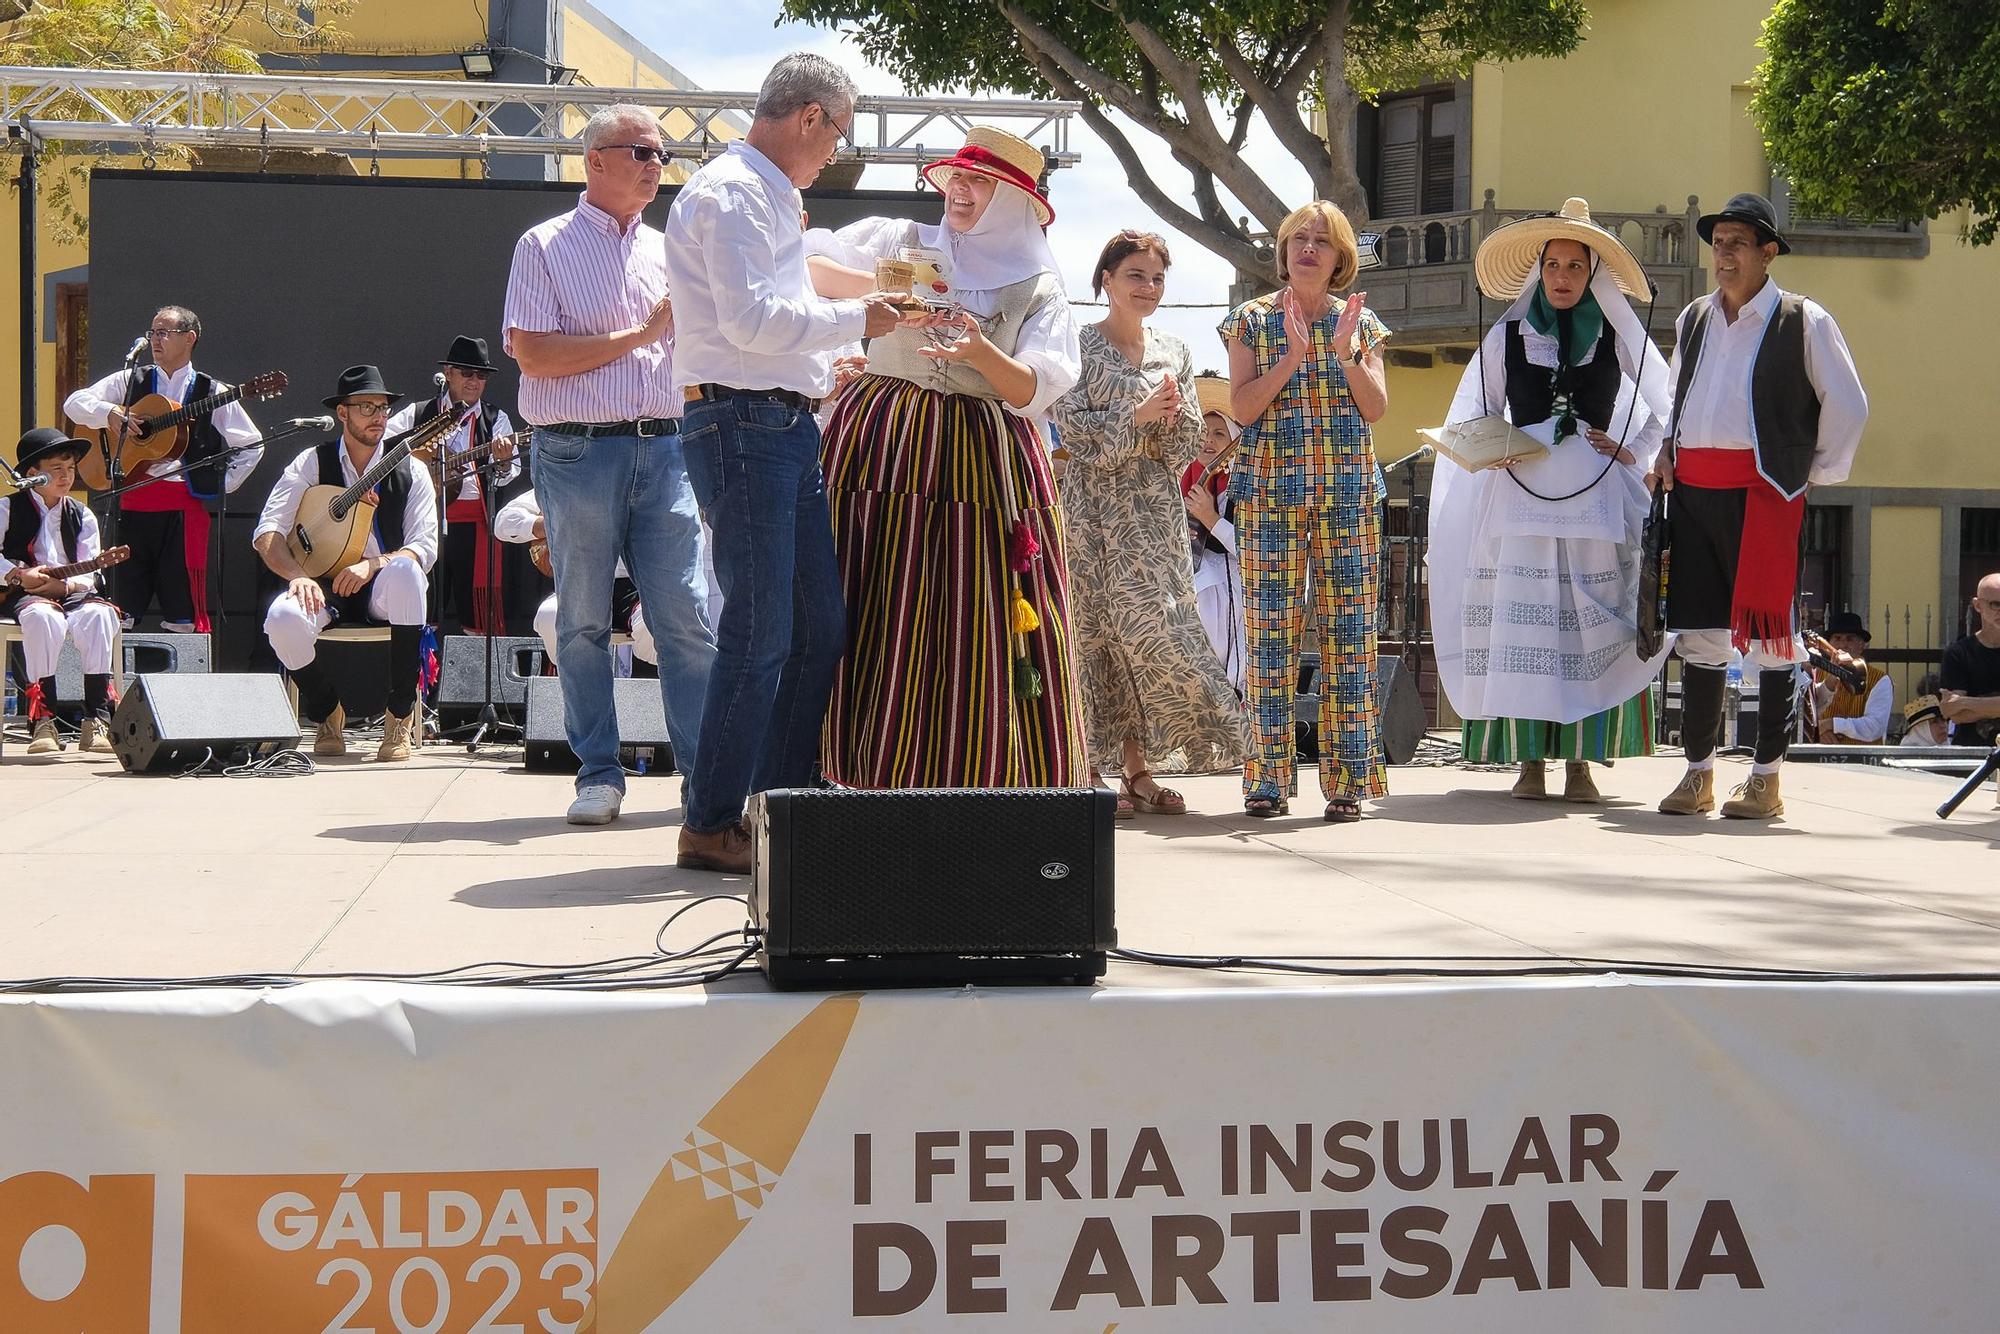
[921,127,1054,227]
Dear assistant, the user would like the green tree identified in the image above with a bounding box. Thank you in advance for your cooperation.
[1755,0,2000,245]
[0,0,356,240]
[781,0,1588,282]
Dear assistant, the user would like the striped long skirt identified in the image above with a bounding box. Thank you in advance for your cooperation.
[1460,690,1656,763]
[818,374,1088,788]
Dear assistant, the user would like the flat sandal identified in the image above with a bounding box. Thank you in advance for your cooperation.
[1121,769,1186,815]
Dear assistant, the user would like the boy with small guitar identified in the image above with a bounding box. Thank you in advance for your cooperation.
[251,366,439,762]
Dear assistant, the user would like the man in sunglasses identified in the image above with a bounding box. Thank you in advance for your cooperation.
[383,334,520,635]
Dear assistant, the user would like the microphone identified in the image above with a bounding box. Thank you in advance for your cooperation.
[433,371,448,391]
[287,415,337,430]
[123,334,148,365]
[16,473,51,489]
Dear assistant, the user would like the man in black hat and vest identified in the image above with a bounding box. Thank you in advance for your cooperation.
[383,335,519,635]
[63,304,264,635]
[1651,192,1868,819]
[2,428,123,754]
[1810,610,1892,744]
[251,366,438,761]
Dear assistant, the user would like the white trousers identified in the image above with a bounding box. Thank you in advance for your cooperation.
[1673,628,1799,672]
[16,598,118,678]
[263,557,428,671]
[533,594,656,668]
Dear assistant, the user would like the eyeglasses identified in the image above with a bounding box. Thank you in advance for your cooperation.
[815,103,854,163]
[147,327,190,338]
[600,143,666,164]
[343,402,392,419]
[450,368,491,380]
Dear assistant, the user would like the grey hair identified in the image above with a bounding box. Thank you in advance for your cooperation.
[753,52,858,122]
[582,104,660,151]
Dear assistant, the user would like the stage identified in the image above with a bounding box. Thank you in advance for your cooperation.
[6,744,2000,1331]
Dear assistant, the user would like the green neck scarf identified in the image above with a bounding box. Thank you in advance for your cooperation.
[1525,286,1604,367]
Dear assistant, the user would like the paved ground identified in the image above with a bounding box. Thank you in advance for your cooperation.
[3,739,1995,989]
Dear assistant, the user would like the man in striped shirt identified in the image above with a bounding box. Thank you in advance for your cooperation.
[503,104,718,827]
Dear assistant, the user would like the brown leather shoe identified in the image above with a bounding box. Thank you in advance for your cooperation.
[377,708,415,762]
[1658,768,1714,815]
[313,705,347,757]
[1720,771,1783,820]
[677,822,754,874]
[1510,761,1547,800]
[1562,761,1602,804]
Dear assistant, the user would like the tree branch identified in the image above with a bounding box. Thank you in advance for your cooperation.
[1319,0,1369,221]
[1121,14,1291,228]
[1214,31,1333,193]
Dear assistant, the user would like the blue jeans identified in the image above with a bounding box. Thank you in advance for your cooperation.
[679,395,846,835]
[533,426,716,797]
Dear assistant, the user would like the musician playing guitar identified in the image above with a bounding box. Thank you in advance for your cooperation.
[251,366,437,762]
[62,305,265,635]
[2,430,127,754]
[382,335,521,635]
[1808,610,1893,744]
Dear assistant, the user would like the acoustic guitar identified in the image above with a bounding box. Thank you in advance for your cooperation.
[77,371,288,491]
[284,408,471,580]
[3,544,132,592]
[412,426,531,497]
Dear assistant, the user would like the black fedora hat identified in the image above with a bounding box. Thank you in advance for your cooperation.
[15,427,91,472]
[1824,609,1871,642]
[439,335,496,372]
[1697,191,1791,255]
[322,364,404,409]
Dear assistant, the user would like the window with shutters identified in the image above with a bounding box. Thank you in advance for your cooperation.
[1368,89,1462,220]
[1770,174,1928,259]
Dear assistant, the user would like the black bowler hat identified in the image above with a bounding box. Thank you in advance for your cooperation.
[439,335,497,372]
[1825,609,1871,642]
[1697,192,1791,255]
[15,427,91,472]
[321,364,404,409]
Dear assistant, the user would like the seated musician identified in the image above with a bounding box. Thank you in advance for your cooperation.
[251,366,437,761]
[1811,610,1893,744]
[2,430,123,754]
[383,335,519,634]
[492,487,656,674]
[62,304,264,634]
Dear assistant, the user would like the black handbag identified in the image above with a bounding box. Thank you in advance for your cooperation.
[1636,481,1669,660]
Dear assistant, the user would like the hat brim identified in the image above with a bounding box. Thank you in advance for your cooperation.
[438,359,498,372]
[920,159,1054,227]
[1193,378,1234,421]
[17,438,92,469]
[1697,212,1791,256]
[322,390,406,409]
[1474,215,1652,301]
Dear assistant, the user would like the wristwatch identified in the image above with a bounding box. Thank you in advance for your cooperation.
[1347,342,1367,366]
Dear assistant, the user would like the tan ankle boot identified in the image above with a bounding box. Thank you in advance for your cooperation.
[313,705,347,757]
[1658,768,1715,815]
[80,717,117,753]
[377,709,415,762]
[1562,761,1602,803]
[1720,771,1783,820]
[25,717,61,755]
[1510,761,1548,800]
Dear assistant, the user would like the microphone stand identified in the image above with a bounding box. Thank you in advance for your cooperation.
[1399,445,1432,681]
[444,450,524,752]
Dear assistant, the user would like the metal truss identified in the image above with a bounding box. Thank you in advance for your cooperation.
[0,66,1081,169]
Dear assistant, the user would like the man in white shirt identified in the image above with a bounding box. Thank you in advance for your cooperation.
[383,335,520,635]
[251,366,437,762]
[63,304,264,634]
[1810,610,1893,744]
[1651,192,1868,820]
[663,52,901,872]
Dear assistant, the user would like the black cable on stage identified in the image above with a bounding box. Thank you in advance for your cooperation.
[1108,946,2000,984]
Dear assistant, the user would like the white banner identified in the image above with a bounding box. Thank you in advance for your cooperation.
[3,978,1998,1331]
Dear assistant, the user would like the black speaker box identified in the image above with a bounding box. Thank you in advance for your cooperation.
[522,674,674,774]
[111,672,300,773]
[1295,654,1427,764]
[437,635,543,727]
[750,787,1117,989]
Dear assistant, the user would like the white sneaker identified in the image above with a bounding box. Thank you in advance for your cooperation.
[159,620,198,634]
[566,784,623,825]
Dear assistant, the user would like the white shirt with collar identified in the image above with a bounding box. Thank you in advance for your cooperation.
[1668,277,1869,486]
[0,491,101,596]
[254,440,439,572]
[1815,670,1894,743]
[383,394,519,505]
[64,363,266,493]
[663,141,869,400]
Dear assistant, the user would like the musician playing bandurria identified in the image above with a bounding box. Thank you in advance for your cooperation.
[251,366,437,762]
[1809,610,1892,744]
[1,429,123,754]
[62,304,264,634]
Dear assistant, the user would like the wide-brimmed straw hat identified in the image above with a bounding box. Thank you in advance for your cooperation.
[1193,374,1234,423]
[1473,197,1650,300]
[1904,694,1943,728]
[921,127,1054,227]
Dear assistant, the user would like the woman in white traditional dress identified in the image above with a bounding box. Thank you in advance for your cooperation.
[1427,198,1673,802]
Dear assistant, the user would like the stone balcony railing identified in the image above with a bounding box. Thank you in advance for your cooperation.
[1363,190,1707,354]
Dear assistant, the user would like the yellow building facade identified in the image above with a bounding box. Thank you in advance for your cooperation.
[2,0,716,457]
[1363,0,1996,698]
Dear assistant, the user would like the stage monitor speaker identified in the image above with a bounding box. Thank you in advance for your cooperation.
[750,787,1117,989]
[1294,654,1428,764]
[110,672,299,773]
[437,635,541,727]
[522,674,674,774]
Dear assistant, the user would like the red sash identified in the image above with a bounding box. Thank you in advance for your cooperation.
[446,496,503,633]
[122,473,210,633]
[1676,447,1804,655]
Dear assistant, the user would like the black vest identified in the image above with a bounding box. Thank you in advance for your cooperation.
[124,365,229,499]
[3,492,85,567]
[1671,291,1819,498]
[1503,320,1620,432]
[315,441,412,557]
[412,393,500,445]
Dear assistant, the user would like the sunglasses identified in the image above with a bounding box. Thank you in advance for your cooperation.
[450,368,491,379]
[600,143,667,164]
